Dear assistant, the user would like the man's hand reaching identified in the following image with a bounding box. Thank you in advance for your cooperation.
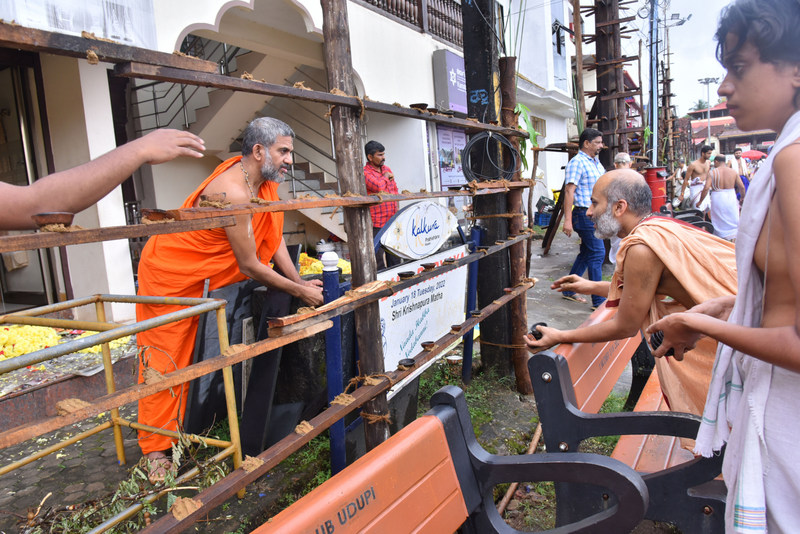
[136,129,206,165]
[552,274,593,295]
[524,325,562,352]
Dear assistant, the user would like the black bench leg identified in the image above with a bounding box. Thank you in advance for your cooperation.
[624,339,655,412]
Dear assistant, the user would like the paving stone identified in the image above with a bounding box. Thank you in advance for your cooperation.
[62,483,85,494]
[83,482,107,494]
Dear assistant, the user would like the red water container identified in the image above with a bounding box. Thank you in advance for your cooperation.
[644,166,668,212]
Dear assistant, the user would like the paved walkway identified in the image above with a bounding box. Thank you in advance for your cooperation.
[0,228,623,533]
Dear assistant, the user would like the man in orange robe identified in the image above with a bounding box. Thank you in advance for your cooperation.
[136,118,323,478]
[525,169,737,421]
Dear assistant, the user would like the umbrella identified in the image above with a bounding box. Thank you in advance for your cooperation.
[741,149,767,160]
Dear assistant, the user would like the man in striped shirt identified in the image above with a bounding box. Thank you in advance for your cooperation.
[561,128,606,308]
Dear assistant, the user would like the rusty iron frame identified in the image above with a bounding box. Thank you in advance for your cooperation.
[0,294,241,493]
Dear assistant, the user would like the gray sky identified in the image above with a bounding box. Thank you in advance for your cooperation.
[666,0,729,115]
[619,0,730,116]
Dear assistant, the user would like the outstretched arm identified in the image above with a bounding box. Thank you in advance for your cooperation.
[648,146,800,372]
[0,129,205,230]
[679,166,692,200]
[698,173,712,205]
[551,274,611,297]
[225,215,323,307]
[526,244,660,351]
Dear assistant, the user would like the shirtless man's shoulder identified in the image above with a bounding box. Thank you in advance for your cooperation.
[193,166,251,207]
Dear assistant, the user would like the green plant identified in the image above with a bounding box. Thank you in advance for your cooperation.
[21,429,232,533]
[580,392,627,454]
[514,103,542,171]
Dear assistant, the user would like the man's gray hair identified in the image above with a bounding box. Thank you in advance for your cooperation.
[241,117,294,156]
[606,174,651,217]
[614,152,632,164]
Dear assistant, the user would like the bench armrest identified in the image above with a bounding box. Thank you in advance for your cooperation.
[430,387,650,534]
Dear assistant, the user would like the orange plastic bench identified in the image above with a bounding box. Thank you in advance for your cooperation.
[255,386,649,533]
[529,304,725,533]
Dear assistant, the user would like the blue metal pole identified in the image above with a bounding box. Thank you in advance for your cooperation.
[322,252,346,474]
[462,226,482,383]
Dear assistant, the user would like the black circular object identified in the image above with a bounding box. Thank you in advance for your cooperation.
[462,131,519,182]
[398,271,415,279]
[529,322,548,340]
[470,309,482,317]
[398,358,416,367]
[648,330,675,356]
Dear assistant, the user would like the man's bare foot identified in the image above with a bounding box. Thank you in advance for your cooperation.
[143,451,174,484]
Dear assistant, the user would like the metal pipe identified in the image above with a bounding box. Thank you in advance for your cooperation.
[151,86,160,128]
[0,294,99,316]
[0,315,116,331]
[322,255,346,474]
[95,300,126,466]
[180,84,189,128]
[115,419,231,448]
[649,0,659,162]
[462,225,482,384]
[216,306,244,498]
[86,446,236,533]
[0,421,112,476]
[0,297,224,373]
[697,77,719,146]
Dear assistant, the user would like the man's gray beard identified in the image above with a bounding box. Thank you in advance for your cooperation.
[593,207,621,239]
[261,160,286,184]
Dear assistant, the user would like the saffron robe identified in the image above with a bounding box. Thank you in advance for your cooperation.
[609,217,737,419]
[136,156,283,454]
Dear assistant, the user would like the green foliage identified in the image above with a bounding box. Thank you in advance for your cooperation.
[276,434,332,508]
[22,428,231,533]
[514,103,541,171]
[418,358,515,440]
[580,392,627,454]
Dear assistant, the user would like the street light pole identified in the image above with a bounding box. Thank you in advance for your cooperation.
[649,0,659,162]
[698,77,719,144]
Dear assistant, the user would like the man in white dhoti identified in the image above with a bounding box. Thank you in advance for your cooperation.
[648,0,800,530]
[679,145,713,212]
[698,155,745,241]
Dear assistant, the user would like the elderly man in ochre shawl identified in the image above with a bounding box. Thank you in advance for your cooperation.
[525,169,737,420]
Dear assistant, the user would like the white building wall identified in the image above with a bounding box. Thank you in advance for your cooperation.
[512,0,574,193]
[38,55,135,321]
[363,112,431,203]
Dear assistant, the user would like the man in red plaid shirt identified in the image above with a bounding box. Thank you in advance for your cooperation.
[364,140,401,268]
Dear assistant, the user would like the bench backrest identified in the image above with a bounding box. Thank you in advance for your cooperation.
[255,415,468,534]
[256,386,650,534]
[552,304,644,414]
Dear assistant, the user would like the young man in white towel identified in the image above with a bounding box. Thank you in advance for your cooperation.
[649,0,800,531]
[678,145,713,212]
[698,155,745,241]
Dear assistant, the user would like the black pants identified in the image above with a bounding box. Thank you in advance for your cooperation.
[373,226,402,270]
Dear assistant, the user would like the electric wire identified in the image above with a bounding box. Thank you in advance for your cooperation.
[461,132,519,182]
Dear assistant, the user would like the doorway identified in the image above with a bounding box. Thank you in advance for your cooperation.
[0,54,56,312]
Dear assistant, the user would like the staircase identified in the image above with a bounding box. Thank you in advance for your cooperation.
[130,35,348,241]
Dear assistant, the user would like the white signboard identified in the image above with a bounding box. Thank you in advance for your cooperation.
[377,245,469,372]
[380,201,459,260]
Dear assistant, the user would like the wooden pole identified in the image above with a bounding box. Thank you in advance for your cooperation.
[320,0,390,449]
[499,57,532,394]
[573,0,586,130]
[525,149,540,275]
[463,0,513,377]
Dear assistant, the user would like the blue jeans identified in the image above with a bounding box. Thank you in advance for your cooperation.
[564,208,606,307]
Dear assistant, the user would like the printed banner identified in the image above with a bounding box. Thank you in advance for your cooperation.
[437,126,468,187]
[377,245,468,372]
